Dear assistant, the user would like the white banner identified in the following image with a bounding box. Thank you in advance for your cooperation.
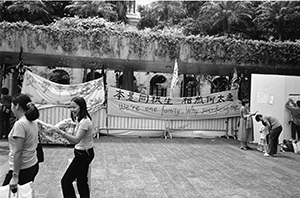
[21,70,105,112]
[108,87,241,120]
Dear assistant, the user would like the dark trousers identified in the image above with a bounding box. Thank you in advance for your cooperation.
[291,122,300,140]
[62,148,94,198]
[2,163,39,186]
[268,126,282,155]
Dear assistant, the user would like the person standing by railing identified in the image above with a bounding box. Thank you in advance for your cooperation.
[238,99,257,150]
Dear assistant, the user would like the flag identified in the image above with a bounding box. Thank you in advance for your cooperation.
[230,67,239,90]
[169,59,179,98]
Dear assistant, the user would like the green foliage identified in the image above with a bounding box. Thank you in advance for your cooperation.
[253,1,300,41]
[1,19,300,67]
[199,1,253,34]
[51,16,112,30]
[4,0,53,25]
[182,1,205,19]
[2,1,300,42]
[179,18,204,36]
[136,17,157,30]
[64,1,118,22]
[146,1,185,27]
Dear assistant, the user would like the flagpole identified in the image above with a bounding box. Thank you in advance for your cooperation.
[165,58,179,139]
[169,59,179,98]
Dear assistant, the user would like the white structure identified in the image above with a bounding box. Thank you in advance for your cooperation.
[251,73,300,144]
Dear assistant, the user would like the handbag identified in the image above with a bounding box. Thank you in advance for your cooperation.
[0,182,33,198]
[36,134,44,163]
[36,143,44,163]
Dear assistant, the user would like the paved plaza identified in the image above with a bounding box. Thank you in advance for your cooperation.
[1,136,300,198]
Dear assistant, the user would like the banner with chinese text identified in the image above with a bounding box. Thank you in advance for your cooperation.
[21,71,105,112]
[108,87,241,120]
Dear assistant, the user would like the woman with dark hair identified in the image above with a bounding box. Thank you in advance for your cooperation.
[238,99,257,150]
[255,114,282,157]
[2,93,40,193]
[55,96,95,198]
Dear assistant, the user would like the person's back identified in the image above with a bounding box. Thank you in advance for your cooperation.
[8,116,38,170]
[286,100,300,125]
[286,99,300,140]
[264,115,281,130]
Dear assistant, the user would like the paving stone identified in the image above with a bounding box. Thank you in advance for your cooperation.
[1,137,300,197]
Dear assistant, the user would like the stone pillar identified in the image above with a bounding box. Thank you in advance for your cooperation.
[0,58,3,139]
[0,57,4,89]
[182,74,187,97]
[11,71,20,96]
[122,68,134,91]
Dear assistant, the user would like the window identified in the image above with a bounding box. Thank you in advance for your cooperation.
[150,75,167,96]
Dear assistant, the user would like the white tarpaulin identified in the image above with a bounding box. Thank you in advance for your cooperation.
[21,70,105,112]
[108,86,241,120]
